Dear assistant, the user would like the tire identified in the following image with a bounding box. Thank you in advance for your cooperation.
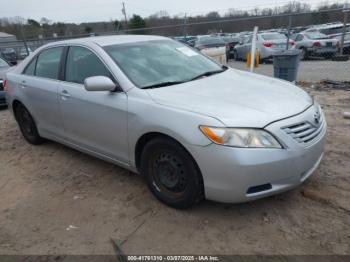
[301,47,309,60]
[15,104,45,145]
[234,50,239,61]
[140,137,204,209]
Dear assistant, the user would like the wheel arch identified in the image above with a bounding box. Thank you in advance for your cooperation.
[12,99,24,121]
[134,132,202,177]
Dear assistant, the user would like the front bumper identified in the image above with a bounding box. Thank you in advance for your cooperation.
[188,105,327,203]
[308,47,337,55]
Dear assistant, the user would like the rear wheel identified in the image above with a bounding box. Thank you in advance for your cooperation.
[301,47,309,60]
[15,104,45,145]
[234,50,239,61]
[140,137,204,209]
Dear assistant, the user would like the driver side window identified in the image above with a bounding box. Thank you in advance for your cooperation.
[65,46,111,84]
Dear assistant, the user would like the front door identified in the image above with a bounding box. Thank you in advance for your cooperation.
[58,46,129,163]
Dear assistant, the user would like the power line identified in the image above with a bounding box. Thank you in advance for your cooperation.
[119,7,346,33]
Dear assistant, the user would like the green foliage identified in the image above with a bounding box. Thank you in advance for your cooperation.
[84,26,93,34]
[129,14,146,34]
[27,19,41,28]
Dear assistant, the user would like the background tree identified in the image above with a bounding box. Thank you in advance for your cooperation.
[84,26,92,34]
[128,14,146,34]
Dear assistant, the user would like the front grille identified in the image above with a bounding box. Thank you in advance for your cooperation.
[282,113,325,145]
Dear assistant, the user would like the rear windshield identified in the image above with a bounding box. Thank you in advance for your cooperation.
[261,34,286,40]
[197,37,225,45]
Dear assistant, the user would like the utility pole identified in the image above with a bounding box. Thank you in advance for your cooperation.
[286,14,293,50]
[122,2,128,31]
[183,13,188,38]
[340,2,350,55]
[19,25,29,56]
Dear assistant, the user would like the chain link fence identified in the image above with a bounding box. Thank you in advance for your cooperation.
[1,8,349,82]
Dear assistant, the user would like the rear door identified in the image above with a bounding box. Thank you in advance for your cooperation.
[58,45,129,163]
[20,46,65,138]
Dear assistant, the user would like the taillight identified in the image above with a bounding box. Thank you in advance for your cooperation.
[289,40,295,45]
[225,43,229,50]
[263,42,272,48]
[3,80,8,91]
[313,41,321,47]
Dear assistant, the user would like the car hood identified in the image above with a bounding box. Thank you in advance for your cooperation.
[146,69,312,127]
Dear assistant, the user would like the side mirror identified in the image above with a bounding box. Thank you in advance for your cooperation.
[84,76,117,92]
[239,41,243,45]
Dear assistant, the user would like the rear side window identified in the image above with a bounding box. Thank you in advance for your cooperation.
[36,47,64,80]
[23,57,37,76]
[65,46,110,84]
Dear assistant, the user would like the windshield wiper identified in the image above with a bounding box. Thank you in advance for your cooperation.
[190,66,227,81]
[142,81,186,89]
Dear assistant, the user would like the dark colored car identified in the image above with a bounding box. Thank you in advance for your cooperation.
[1,48,17,65]
[174,36,197,47]
[221,35,240,59]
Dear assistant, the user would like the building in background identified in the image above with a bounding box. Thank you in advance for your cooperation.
[0,32,17,43]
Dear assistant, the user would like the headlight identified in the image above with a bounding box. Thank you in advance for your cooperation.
[199,126,282,148]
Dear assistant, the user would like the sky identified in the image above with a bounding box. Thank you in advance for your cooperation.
[2,0,342,23]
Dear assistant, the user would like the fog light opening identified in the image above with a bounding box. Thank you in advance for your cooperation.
[247,183,272,195]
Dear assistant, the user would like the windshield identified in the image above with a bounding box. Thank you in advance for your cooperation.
[261,33,286,40]
[104,40,223,88]
[305,33,328,40]
[0,57,9,67]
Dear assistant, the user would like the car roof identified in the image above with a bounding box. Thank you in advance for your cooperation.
[306,23,350,30]
[43,35,169,48]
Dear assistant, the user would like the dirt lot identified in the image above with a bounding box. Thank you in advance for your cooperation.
[0,84,349,256]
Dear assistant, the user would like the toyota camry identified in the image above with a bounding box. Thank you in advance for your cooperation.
[5,35,326,208]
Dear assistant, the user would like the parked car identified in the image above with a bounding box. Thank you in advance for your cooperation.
[5,35,326,208]
[303,23,350,38]
[221,35,240,59]
[234,32,295,61]
[291,32,339,60]
[1,48,17,65]
[174,36,196,47]
[333,33,350,54]
[195,36,227,64]
[0,56,11,107]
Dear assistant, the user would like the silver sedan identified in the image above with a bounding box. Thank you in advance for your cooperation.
[5,35,326,208]
[234,32,295,61]
[291,32,339,60]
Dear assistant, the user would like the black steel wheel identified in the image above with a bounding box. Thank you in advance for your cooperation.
[15,104,44,145]
[140,137,204,209]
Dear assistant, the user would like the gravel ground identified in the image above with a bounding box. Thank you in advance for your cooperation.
[228,59,350,82]
[0,85,349,256]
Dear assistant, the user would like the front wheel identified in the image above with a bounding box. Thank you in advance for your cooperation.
[15,104,45,145]
[140,138,204,209]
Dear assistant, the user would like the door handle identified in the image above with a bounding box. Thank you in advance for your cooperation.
[61,90,71,98]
